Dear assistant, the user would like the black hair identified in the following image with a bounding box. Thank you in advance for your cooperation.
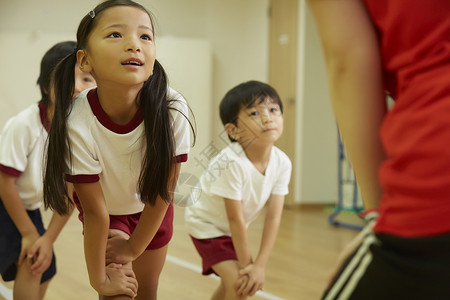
[37,41,76,106]
[219,80,283,142]
[44,0,195,215]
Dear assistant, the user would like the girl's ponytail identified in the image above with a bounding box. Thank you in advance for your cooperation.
[138,59,176,206]
[43,51,77,215]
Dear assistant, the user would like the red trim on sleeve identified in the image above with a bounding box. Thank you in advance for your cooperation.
[0,165,21,177]
[65,174,100,183]
[175,154,188,163]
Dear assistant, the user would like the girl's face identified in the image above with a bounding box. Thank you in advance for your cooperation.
[77,6,155,89]
[74,64,96,97]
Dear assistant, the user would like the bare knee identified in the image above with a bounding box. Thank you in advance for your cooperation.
[132,246,167,300]
[14,262,46,300]
[38,279,51,300]
[133,276,158,300]
[221,279,247,300]
[212,261,247,300]
[101,295,133,300]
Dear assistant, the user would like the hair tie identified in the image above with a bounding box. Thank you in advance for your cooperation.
[89,10,95,19]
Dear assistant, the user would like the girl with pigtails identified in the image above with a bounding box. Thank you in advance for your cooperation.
[44,1,193,299]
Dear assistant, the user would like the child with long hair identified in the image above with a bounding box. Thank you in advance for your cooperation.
[185,81,291,299]
[0,40,95,300]
[43,1,192,299]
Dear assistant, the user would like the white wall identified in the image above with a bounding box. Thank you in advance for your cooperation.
[156,36,212,187]
[296,1,338,204]
[0,31,74,129]
[204,1,270,134]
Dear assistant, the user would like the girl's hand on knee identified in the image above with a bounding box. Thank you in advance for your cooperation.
[100,263,138,298]
[106,230,135,265]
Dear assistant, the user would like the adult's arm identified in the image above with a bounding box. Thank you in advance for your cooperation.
[308,0,387,209]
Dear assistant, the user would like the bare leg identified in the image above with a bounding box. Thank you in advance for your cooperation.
[13,261,42,300]
[212,260,247,300]
[38,280,50,300]
[100,294,132,300]
[132,244,168,300]
[211,281,226,300]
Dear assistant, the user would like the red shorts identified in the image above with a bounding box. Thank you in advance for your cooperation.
[190,235,237,275]
[74,193,173,250]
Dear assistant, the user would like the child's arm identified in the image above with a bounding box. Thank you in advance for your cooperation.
[308,0,386,210]
[74,181,138,298]
[106,163,181,263]
[238,194,285,296]
[28,183,75,275]
[0,172,40,265]
[107,198,169,264]
[224,198,253,295]
[224,198,253,268]
[253,194,284,269]
[127,198,168,256]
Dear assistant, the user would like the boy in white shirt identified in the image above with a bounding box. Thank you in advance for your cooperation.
[185,80,292,299]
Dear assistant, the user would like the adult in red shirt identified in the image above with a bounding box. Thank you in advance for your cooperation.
[309,0,450,299]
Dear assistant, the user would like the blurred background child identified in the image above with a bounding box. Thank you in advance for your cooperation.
[0,40,96,300]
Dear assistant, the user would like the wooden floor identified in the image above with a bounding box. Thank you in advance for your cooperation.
[1,205,361,300]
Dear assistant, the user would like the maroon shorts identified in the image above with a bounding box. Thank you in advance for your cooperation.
[74,193,173,250]
[190,235,237,275]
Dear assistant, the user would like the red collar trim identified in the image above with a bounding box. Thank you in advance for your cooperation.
[87,89,143,134]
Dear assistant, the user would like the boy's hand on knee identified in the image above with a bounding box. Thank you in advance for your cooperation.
[234,273,249,294]
[237,263,265,296]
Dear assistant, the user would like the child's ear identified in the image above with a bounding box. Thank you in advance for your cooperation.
[224,123,239,141]
[76,50,93,73]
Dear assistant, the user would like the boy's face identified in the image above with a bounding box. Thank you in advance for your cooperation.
[231,97,284,147]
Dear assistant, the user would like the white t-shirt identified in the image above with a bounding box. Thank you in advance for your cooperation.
[65,87,190,215]
[0,103,49,210]
[185,142,292,239]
